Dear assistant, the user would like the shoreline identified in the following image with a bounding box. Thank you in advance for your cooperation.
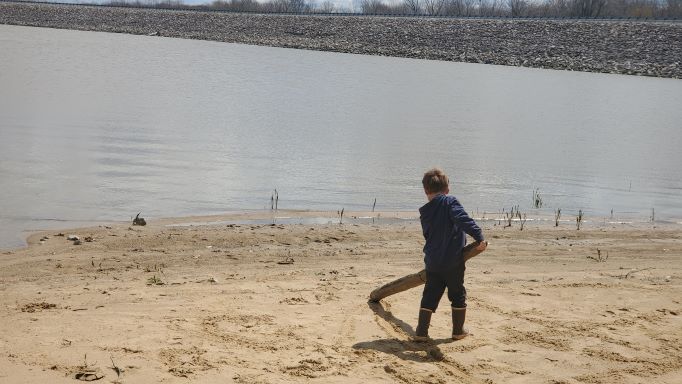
[7,209,681,253]
[1,2,681,78]
[1,212,680,383]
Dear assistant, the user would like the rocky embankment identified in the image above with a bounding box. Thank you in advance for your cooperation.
[1,2,680,78]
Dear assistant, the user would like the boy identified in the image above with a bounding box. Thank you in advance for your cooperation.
[415,168,487,341]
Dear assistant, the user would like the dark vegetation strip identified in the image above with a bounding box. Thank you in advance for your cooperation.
[7,0,682,20]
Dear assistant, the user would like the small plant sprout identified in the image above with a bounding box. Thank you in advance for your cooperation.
[372,198,376,212]
[338,208,345,224]
[576,209,584,230]
[504,207,512,228]
[110,356,122,378]
[555,208,561,227]
[588,249,609,262]
[73,353,103,381]
[520,213,527,231]
[503,205,522,228]
[146,275,164,286]
[270,189,279,211]
[532,188,543,208]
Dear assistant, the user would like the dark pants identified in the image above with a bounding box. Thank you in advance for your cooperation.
[420,262,466,312]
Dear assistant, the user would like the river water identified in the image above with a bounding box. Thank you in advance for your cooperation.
[1,24,681,248]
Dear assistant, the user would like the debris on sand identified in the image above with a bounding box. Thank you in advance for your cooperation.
[277,257,295,265]
[73,368,104,381]
[133,213,146,226]
[20,302,57,313]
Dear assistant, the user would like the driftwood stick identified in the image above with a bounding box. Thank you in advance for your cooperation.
[368,241,487,302]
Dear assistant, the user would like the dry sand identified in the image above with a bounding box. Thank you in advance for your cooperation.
[0,210,680,383]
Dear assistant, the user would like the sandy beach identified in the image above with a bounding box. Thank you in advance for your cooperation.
[0,211,680,383]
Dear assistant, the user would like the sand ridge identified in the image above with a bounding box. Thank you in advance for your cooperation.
[0,211,680,383]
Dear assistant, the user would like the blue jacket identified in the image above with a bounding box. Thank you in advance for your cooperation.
[419,194,484,272]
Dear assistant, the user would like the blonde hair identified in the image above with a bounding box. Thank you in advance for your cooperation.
[422,168,449,194]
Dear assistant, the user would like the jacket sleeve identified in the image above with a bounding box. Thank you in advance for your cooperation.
[448,198,484,242]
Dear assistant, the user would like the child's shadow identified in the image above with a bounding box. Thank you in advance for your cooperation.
[352,300,451,362]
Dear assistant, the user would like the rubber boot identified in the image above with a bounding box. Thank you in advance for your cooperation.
[413,308,433,342]
[452,306,469,340]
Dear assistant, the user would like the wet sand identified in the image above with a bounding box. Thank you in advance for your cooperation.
[0,211,680,383]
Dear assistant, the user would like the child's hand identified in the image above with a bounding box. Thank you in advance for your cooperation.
[475,241,488,252]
